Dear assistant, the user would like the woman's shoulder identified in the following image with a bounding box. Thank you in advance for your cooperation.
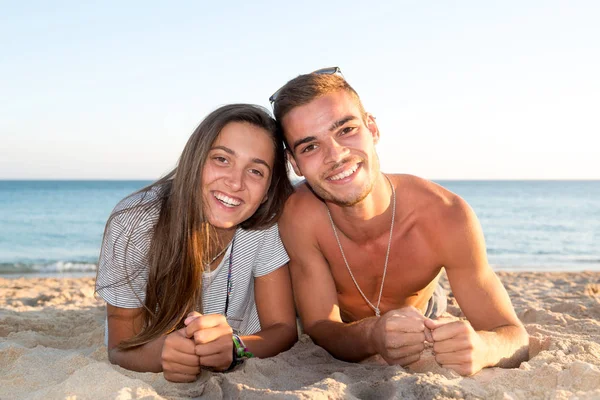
[114,185,163,213]
[112,185,163,221]
[105,185,165,242]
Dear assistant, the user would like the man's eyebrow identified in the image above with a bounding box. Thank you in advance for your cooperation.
[211,145,271,172]
[291,116,358,153]
[329,116,357,132]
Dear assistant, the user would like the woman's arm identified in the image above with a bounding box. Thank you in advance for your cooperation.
[185,264,297,370]
[241,264,297,357]
[107,305,201,382]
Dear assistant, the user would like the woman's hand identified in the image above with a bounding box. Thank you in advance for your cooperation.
[161,328,202,382]
[185,312,234,371]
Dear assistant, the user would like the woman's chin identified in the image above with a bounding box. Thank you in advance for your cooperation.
[205,215,246,230]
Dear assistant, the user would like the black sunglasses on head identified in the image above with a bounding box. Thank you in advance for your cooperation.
[268,66,344,105]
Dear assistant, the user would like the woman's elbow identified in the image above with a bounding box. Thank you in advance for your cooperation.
[285,323,299,349]
[107,347,123,366]
[271,322,298,354]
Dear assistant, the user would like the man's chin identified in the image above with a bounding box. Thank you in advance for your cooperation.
[329,194,369,207]
[315,186,370,207]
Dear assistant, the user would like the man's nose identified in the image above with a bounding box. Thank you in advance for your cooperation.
[324,138,350,164]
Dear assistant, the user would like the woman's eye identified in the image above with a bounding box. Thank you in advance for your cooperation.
[214,156,228,163]
[249,169,264,177]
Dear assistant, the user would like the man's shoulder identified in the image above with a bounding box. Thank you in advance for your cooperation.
[396,174,473,229]
[285,181,323,209]
[395,174,461,207]
[395,175,482,269]
[280,182,326,230]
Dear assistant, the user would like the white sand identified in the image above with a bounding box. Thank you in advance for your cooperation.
[1,272,599,399]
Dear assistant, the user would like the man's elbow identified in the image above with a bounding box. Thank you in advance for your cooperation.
[303,320,340,353]
[302,319,327,342]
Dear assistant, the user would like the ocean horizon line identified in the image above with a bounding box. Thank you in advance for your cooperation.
[1,178,599,182]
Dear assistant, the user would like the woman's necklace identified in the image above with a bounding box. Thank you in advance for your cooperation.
[326,175,396,317]
[201,235,235,315]
[204,240,232,271]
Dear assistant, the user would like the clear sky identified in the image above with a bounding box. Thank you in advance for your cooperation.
[1,1,598,180]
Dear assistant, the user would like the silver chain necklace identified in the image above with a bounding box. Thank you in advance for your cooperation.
[326,175,396,317]
[204,241,232,270]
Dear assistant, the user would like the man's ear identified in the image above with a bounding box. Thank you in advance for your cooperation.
[286,149,303,177]
[365,113,380,144]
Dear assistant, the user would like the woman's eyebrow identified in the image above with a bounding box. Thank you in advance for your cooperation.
[252,158,272,172]
[211,145,271,172]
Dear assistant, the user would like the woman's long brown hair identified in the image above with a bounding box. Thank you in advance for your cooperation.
[97,104,293,349]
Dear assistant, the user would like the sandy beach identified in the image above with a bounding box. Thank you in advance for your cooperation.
[1,271,599,400]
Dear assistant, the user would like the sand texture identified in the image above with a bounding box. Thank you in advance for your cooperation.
[1,272,599,400]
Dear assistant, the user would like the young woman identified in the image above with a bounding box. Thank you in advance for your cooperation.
[95,104,297,382]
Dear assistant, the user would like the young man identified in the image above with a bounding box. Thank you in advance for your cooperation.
[271,68,529,376]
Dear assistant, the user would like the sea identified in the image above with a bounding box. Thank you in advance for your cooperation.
[0,180,599,277]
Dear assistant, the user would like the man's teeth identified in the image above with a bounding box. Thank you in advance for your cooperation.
[214,193,241,207]
[329,165,359,181]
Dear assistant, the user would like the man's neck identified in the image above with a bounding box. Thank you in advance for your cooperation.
[326,173,394,242]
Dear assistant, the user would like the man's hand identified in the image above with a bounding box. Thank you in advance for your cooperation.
[184,312,234,371]
[371,306,431,366]
[425,318,489,376]
[161,328,202,382]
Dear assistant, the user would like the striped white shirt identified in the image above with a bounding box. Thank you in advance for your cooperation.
[96,186,289,338]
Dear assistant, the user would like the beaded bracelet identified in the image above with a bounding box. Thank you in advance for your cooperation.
[228,334,254,370]
[232,334,254,359]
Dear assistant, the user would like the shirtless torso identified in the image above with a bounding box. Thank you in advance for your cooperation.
[274,77,528,376]
[306,175,447,322]
[282,174,457,323]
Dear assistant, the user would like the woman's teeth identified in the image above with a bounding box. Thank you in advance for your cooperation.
[214,192,241,207]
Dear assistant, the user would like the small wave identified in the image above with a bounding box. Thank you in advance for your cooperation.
[533,250,560,255]
[576,258,600,264]
[0,261,97,275]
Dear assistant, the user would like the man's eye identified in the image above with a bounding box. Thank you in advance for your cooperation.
[301,144,317,153]
[341,127,354,135]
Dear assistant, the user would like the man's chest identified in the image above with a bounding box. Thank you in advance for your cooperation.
[319,226,442,321]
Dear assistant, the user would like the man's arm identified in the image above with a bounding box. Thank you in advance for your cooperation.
[426,197,529,375]
[279,194,375,361]
[280,192,427,365]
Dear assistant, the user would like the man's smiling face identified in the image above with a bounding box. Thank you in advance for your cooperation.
[282,89,381,206]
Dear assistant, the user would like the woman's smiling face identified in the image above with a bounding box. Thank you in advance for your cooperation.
[202,121,275,230]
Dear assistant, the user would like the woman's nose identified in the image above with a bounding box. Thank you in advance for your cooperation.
[224,168,244,191]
